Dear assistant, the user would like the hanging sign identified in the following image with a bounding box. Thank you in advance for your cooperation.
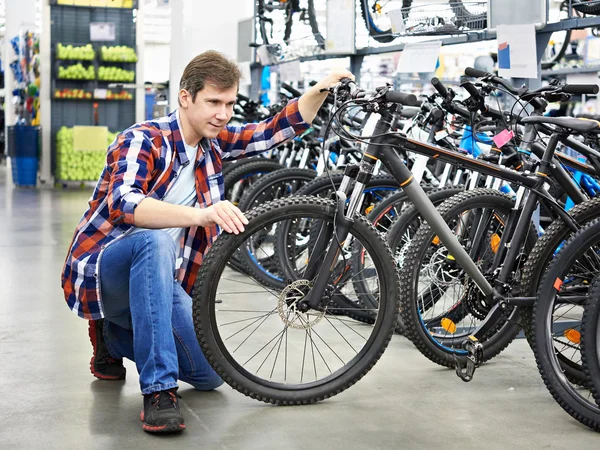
[90,22,116,41]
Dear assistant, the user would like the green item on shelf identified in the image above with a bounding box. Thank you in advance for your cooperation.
[55,126,119,181]
[28,84,38,96]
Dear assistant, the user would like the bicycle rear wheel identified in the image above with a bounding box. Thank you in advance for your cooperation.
[582,278,600,413]
[192,196,399,404]
[399,189,536,368]
[359,0,410,43]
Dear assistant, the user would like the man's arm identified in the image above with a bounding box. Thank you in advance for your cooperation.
[133,198,247,235]
[217,69,355,161]
[106,130,247,234]
[297,69,355,124]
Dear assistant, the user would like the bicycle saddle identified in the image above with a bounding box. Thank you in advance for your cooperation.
[521,116,600,134]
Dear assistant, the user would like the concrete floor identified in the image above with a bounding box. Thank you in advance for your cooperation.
[1,164,599,449]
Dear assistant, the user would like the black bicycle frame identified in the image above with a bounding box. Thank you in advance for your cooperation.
[302,109,584,328]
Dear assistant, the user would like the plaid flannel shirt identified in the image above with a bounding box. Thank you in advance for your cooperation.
[61,98,309,320]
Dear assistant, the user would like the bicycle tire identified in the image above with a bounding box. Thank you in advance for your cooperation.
[519,198,600,385]
[236,167,317,287]
[224,159,286,205]
[448,0,487,29]
[533,218,600,431]
[540,1,572,70]
[581,277,600,410]
[572,0,600,15]
[238,167,317,212]
[359,0,410,43]
[192,196,400,404]
[283,0,325,48]
[223,158,286,275]
[399,189,536,368]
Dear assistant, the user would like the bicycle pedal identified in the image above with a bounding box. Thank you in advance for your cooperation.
[453,336,483,383]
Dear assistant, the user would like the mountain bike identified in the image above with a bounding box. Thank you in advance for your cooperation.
[190,74,599,405]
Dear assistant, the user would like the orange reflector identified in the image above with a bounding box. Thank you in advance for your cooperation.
[441,318,457,334]
[375,3,382,13]
[365,205,374,215]
[432,236,440,245]
[564,328,581,344]
[490,233,501,253]
[553,278,563,291]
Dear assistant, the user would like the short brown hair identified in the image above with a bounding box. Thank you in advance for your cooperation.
[179,50,242,105]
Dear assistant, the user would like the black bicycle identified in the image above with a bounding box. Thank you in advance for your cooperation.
[190,73,599,407]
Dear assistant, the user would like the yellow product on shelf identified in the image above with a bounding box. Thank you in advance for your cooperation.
[122,0,133,7]
[106,0,124,7]
[55,126,119,181]
[90,0,108,5]
[57,0,74,4]
[73,0,92,6]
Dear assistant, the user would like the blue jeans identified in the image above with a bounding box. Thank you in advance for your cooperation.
[99,229,223,395]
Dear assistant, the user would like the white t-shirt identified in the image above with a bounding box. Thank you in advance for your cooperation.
[132,110,202,268]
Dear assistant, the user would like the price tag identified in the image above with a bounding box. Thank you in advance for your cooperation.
[492,129,515,148]
[435,130,449,141]
[94,89,107,99]
[387,9,406,34]
[90,22,116,41]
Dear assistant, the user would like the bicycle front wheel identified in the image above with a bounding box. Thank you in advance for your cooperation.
[192,196,400,404]
[533,217,600,430]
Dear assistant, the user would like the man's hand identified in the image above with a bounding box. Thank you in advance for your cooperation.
[311,69,356,95]
[298,69,356,124]
[196,200,249,234]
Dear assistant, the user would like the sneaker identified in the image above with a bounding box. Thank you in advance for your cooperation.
[140,388,186,433]
[88,319,126,380]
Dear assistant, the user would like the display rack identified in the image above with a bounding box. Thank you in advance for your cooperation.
[249,1,600,90]
[50,2,137,182]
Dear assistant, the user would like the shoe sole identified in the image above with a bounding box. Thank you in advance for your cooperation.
[140,411,185,433]
[89,356,126,380]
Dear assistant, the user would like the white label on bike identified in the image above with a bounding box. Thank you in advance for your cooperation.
[435,130,448,141]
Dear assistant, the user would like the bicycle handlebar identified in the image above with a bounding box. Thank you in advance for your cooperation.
[281,82,303,97]
[384,90,419,106]
[562,84,600,95]
[431,77,448,97]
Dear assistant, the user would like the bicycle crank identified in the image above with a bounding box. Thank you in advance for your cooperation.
[453,335,484,382]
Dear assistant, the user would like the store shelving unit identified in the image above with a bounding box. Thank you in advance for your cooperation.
[49,1,138,182]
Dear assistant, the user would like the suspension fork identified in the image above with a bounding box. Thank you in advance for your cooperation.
[301,164,365,310]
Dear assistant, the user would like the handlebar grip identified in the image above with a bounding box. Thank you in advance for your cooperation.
[461,81,480,98]
[431,77,448,97]
[281,82,302,97]
[237,93,250,102]
[384,90,419,106]
[465,67,488,78]
[563,84,600,95]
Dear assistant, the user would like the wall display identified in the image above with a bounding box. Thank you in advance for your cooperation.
[51,3,137,181]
